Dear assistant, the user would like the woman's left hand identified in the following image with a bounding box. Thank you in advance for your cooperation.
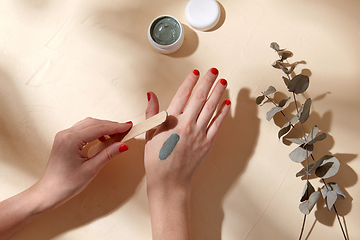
[35,118,132,210]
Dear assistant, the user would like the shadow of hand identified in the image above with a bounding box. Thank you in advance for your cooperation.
[191,88,260,240]
[12,138,146,240]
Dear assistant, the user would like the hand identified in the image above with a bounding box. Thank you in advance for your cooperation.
[35,118,132,210]
[145,68,230,191]
[144,68,230,239]
[0,118,132,239]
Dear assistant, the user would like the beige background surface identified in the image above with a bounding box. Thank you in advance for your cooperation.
[0,0,359,239]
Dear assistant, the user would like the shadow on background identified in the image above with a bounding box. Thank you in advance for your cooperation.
[191,88,260,240]
[170,24,199,58]
[207,1,226,32]
[13,138,146,240]
[0,68,48,177]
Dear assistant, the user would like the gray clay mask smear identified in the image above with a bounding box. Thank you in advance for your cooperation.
[159,133,180,160]
[150,17,181,45]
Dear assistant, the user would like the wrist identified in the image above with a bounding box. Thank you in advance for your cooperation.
[147,183,192,240]
[30,179,69,213]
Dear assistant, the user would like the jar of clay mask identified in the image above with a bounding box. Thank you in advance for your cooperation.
[148,15,184,54]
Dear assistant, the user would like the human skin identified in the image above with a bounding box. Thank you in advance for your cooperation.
[0,118,132,240]
[144,68,231,240]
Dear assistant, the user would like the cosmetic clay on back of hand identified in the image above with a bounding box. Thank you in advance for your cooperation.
[159,133,180,160]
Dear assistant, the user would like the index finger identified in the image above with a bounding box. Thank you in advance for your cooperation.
[77,121,132,144]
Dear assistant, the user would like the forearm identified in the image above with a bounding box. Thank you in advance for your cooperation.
[0,183,52,240]
[148,186,192,240]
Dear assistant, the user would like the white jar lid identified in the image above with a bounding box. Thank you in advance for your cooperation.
[185,0,220,31]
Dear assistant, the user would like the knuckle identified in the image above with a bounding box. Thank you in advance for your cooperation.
[214,118,223,128]
[194,90,207,102]
[84,117,94,121]
[54,130,74,145]
[179,123,193,136]
[178,87,191,98]
[205,101,216,112]
[104,148,113,161]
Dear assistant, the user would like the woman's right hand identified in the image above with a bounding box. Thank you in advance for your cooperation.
[144,68,230,239]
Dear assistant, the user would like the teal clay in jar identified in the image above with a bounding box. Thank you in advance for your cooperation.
[148,15,184,54]
[151,16,181,45]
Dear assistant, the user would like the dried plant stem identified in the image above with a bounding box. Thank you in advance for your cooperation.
[292,91,311,240]
[334,203,348,239]
[264,57,348,239]
[299,214,307,240]
[260,45,349,239]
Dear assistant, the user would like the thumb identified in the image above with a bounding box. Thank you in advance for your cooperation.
[86,142,128,172]
[145,92,159,141]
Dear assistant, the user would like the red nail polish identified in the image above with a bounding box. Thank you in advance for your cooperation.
[211,68,218,75]
[225,100,231,106]
[125,121,132,124]
[119,143,128,153]
[193,69,200,76]
[147,92,151,101]
[220,78,227,86]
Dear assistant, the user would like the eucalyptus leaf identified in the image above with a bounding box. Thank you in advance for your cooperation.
[283,76,290,87]
[256,95,265,105]
[326,191,338,210]
[288,74,309,94]
[321,182,346,200]
[272,60,280,68]
[278,123,291,139]
[281,52,292,60]
[289,144,313,163]
[308,155,333,173]
[320,184,328,199]
[296,163,315,177]
[306,133,327,145]
[264,86,277,96]
[286,138,305,145]
[266,106,282,121]
[279,62,289,74]
[299,191,321,215]
[287,62,297,74]
[290,114,300,125]
[278,114,299,139]
[315,156,340,179]
[306,125,319,142]
[299,98,312,123]
[300,181,315,202]
[270,42,280,51]
[278,97,291,107]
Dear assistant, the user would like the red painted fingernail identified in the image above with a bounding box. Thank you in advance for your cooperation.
[220,78,227,86]
[119,143,128,153]
[225,100,231,106]
[211,68,218,75]
[147,92,151,101]
[98,136,108,142]
[126,121,132,124]
[193,69,200,76]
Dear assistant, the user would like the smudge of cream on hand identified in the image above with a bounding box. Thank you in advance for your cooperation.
[159,133,180,160]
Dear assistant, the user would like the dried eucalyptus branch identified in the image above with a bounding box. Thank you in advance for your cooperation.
[256,42,348,240]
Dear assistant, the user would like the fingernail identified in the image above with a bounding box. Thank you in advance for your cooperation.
[147,92,151,101]
[220,78,227,86]
[225,100,231,106]
[119,143,128,153]
[98,136,108,142]
[211,68,218,75]
[193,69,200,76]
[126,121,132,124]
